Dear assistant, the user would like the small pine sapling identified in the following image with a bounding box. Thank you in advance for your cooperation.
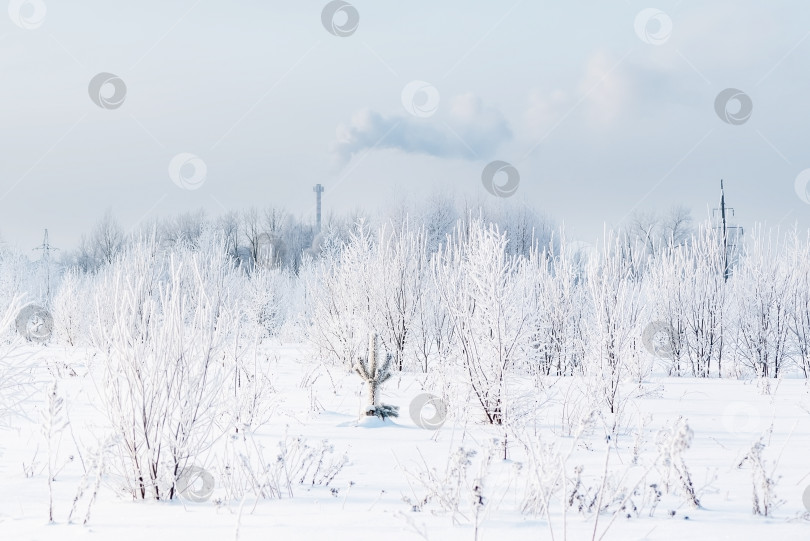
[354,333,399,420]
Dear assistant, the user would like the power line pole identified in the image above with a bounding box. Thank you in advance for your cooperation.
[313,184,324,233]
[33,229,57,303]
[712,180,743,282]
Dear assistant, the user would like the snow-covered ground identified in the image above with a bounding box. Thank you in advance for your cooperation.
[2,342,809,541]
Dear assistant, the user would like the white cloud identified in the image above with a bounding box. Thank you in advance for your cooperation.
[523,50,633,138]
[578,50,632,125]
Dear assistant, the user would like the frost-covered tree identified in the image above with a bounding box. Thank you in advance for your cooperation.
[680,225,728,377]
[0,245,34,311]
[240,264,296,339]
[647,241,690,376]
[307,220,380,366]
[91,239,239,500]
[241,207,264,267]
[410,270,453,373]
[307,217,429,371]
[91,210,126,266]
[731,226,793,379]
[627,206,693,257]
[216,211,241,263]
[584,232,643,413]
[435,219,533,425]
[50,268,91,346]
[788,230,810,377]
[420,192,458,254]
[482,202,557,259]
[527,233,586,377]
[159,210,208,249]
[377,220,428,371]
[0,297,35,427]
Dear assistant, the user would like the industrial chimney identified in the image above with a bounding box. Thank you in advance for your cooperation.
[313,183,324,232]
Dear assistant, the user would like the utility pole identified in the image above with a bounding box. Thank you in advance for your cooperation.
[713,180,743,282]
[720,180,728,281]
[313,184,324,232]
[33,229,57,303]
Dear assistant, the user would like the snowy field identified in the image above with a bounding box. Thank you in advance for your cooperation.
[2,216,810,541]
[2,340,809,541]
[6,1,810,539]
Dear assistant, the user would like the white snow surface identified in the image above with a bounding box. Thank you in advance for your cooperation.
[1,342,810,541]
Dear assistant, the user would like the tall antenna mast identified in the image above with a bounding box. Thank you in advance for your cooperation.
[313,184,324,232]
[33,228,58,302]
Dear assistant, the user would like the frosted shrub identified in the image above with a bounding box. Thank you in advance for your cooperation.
[737,435,782,516]
[731,227,793,379]
[656,417,700,509]
[410,271,453,373]
[527,236,587,377]
[91,241,240,500]
[51,269,92,347]
[217,430,347,502]
[306,222,377,366]
[0,297,37,427]
[584,233,643,414]
[682,227,729,377]
[0,246,36,313]
[241,266,295,340]
[789,233,810,376]
[401,446,480,520]
[434,219,533,425]
[375,220,428,371]
[306,219,429,372]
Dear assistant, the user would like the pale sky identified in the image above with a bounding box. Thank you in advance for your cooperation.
[1,0,809,251]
